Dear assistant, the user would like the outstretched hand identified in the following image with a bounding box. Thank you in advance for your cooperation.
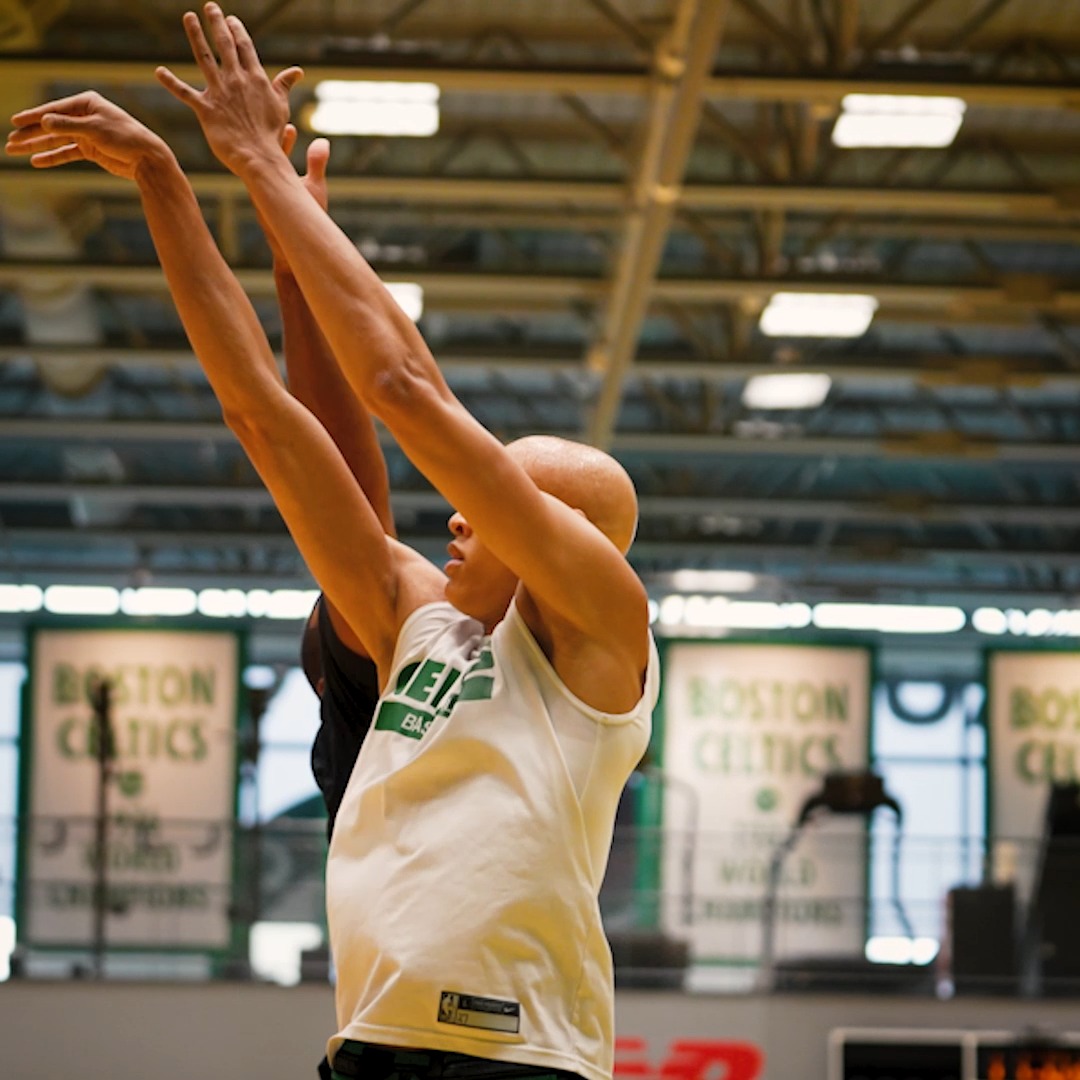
[261,125,331,269]
[6,91,171,180]
[156,1,302,178]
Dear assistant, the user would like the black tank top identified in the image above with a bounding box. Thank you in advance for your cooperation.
[308,597,380,839]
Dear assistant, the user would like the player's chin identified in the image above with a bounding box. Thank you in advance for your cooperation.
[443,579,479,619]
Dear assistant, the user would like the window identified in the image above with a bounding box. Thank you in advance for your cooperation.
[870,680,986,945]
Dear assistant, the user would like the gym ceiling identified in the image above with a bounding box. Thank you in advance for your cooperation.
[1,0,1078,657]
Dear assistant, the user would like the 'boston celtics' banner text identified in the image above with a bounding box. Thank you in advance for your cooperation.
[987,649,1080,901]
[21,628,240,949]
[660,642,871,965]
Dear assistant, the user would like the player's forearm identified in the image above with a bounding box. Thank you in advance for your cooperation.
[240,153,445,411]
[134,148,286,423]
[275,267,395,535]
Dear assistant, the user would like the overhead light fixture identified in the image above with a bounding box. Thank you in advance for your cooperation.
[971,607,1007,635]
[120,587,198,617]
[668,569,760,593]
[742,371,832,409]
[832,94,967,149]
[198,588,248,619]
[759,293,878,339]
[309,80,440,137]
[976,607,1080,638]
[263,589,321,621]
[199,588,320,620]
[812,603,966,634]
[719,600,812,630]
[244,588,320,620]
[658,595,812,632]
[0,584,43,614]
[384,281,424,322]
[43,585,120,616]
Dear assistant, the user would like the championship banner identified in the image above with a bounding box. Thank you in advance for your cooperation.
[20,627,241,949]
[986,649,1080,899]
[659,641,872,965]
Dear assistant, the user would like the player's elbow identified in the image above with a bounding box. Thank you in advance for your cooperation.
[220,392,293,457]
[363,352,444,423]
[221,402,262,443]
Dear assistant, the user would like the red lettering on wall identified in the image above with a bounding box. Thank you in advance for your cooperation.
[615,1038,654,1078]
[615,1037,765,1080]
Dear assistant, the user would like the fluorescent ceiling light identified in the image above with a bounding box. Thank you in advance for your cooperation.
[719,601,810,630]
[310,80,440,137]
[120,587,197,617]
[245,590,272,618]
[0,584,43,613]
[1052,610,1080,636]
[759,293,878,338]
[833,94,966,149]
[669,569,759,593]
[991,607,1080,638]
[43,584,120,616]
[812,602,966,634]
[781,602,813,629]
[244,588,319,620]
[198,588,248,619]
[263,589,321,621]
[659,595,812,631]
[659,594,687,626]
[971,607,1006,635]
[384,281,424,322]
[742,372,832,409]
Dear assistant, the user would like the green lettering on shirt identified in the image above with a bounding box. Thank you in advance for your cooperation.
[373,644,495,740]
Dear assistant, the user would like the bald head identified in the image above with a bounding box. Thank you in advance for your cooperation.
[507,435,639,554]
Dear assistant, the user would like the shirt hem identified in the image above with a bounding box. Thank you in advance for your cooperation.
[329,1023,607,1080]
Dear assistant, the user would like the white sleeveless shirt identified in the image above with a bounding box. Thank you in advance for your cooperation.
[325,599,658,1080]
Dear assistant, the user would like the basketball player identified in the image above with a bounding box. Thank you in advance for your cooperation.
[8,9,658,1077]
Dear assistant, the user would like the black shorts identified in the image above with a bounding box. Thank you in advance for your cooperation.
[330,1041,585,1080]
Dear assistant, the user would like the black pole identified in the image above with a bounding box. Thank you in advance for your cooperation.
[245,686,270,933]
[89,677,115,980]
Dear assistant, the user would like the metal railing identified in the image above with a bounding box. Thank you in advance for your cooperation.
[2,814,1078,996]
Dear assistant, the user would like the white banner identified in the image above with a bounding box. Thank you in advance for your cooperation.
[659,642,871,965]
[987,650,1080,899]
[22,628,240,948]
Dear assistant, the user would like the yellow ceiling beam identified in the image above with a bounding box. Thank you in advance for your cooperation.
[4,57,1080,110]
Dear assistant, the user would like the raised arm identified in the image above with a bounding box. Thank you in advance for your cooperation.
[6,92,441,674]
[158,4,649,671]
[263,127,394,539]
[261,127,395,656]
